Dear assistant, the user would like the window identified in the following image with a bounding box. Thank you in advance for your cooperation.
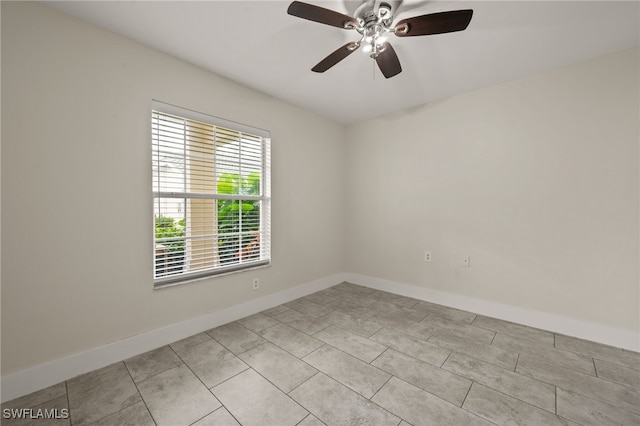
[152,101,270,287]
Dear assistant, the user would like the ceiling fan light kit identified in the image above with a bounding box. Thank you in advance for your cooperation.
[287,1,473,79]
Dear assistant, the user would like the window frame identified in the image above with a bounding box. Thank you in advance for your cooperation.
[151,100,271,288]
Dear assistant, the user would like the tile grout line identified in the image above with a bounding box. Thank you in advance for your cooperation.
[170,332,216,354]
[467,380,565,419]
[207,322,269,358]
[240,365,311,419]
[440,350,455,369]
[286,371,321,396]
[220,403,244,426]
[122,360,159,426]
[293,413,318,426]
[187,406,222,426]
[459,379,474,408]
[70,361,152,424]
[518,360,640,416]
[170,340,252,396]
[356,374,406,424]
[64,381,72,426]
[368,373,393,400]
[257,323,325,359]
[165,343,244,425]
[288,380,326,426]
[444,352,566,414]
[488,329,497,345]
[369,347,392,366]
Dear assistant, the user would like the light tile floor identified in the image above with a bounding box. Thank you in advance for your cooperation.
[3,282,640,426]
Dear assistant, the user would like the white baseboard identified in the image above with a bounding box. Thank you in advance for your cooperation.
[345,273,640,352]
[0,273,346,403]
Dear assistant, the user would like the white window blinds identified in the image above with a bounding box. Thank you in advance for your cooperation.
[152,102,270,287]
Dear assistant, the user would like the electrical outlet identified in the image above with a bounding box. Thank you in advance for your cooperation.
[424,251,432,262]
[463,256,470,267]
[252,278,260,290]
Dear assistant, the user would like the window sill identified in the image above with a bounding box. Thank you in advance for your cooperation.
[153,261,271,290]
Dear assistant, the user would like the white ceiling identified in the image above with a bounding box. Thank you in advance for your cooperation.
[45,1,639,124]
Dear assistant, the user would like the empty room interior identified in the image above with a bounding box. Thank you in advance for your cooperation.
[1,1,639,425]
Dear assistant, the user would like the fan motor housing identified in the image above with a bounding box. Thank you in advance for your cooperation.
[355,1,394,26]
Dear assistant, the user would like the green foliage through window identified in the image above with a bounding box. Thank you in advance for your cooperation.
[217,172,261,264]
[155,216,185,276]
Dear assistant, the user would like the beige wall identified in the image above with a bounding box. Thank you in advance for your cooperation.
[346,48,639,333]
[1,2,346,374]
[2,1,638,378]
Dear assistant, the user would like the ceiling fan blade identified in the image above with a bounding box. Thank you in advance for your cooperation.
[287,1,358,29]
[312,43,360,73]
[375,43,402,78]
[395,9,473,37]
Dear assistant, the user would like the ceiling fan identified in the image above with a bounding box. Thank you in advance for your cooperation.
[287,0,473,78]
